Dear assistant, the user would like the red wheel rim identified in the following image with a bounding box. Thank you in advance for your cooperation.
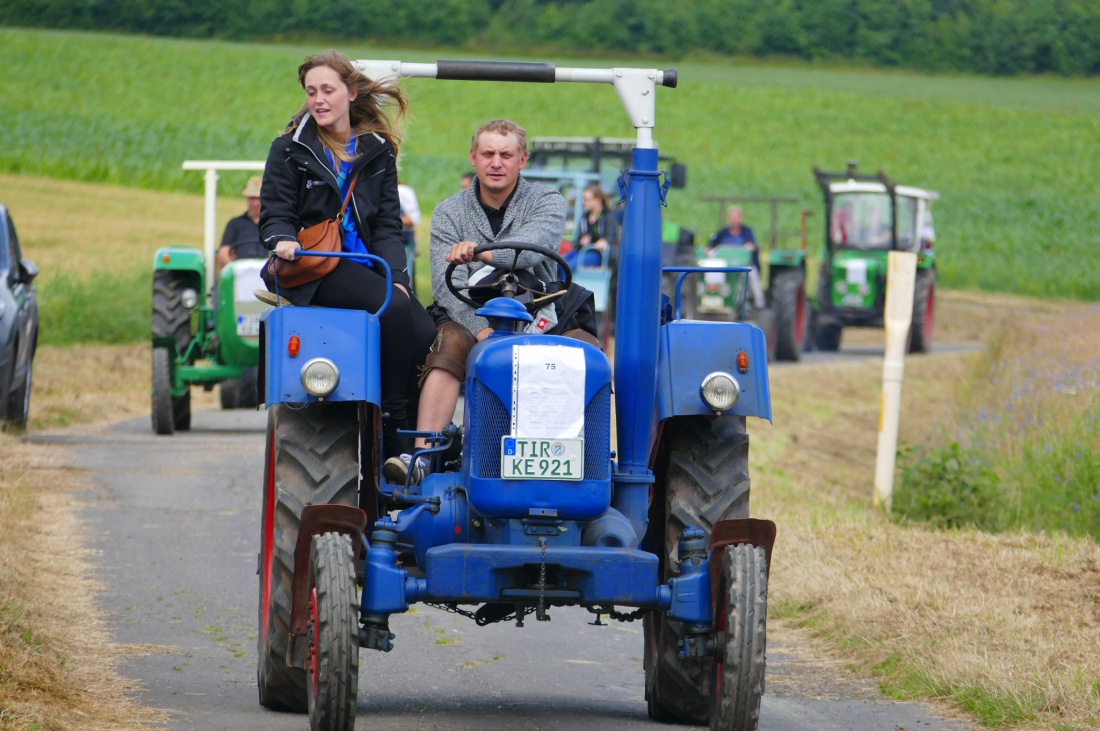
[308,587,319,699]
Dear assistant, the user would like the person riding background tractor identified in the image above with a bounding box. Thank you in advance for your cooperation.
[384,119,599,486]
[214,175,267,277]
[258,50,436,454]
[706,204,764,310]
[575,182,620,263]
[706,205,760,272]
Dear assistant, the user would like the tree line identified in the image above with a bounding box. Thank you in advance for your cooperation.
[2,0,1098,76]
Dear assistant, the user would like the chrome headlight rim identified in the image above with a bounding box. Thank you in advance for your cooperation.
[181,287,200,310]
[300,357,340,397]
[700,371,741,414]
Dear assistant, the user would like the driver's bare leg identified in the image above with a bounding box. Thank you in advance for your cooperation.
[412,369,460,449]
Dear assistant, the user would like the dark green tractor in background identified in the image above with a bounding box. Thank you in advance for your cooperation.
[811,163,939,353]
[150,161,273,435]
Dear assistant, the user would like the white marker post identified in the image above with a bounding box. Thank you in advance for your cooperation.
[874,251,918,510]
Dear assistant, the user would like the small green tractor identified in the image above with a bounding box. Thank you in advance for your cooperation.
[690,196,814,362]
[810,163,939,353]
[150,160,274,435]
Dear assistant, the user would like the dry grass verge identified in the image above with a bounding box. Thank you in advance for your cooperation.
[757,294,1100,730]
[0,436,167,730]
[0,345,210,730]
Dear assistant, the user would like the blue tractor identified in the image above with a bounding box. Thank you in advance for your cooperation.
[255,59,776,731]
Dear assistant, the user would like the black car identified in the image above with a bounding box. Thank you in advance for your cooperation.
[0,204,39,429]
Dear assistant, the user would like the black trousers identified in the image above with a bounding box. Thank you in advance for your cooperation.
[310,259,435,423]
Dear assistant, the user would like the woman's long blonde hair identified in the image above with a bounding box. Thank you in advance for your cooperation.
[283,50,409,163]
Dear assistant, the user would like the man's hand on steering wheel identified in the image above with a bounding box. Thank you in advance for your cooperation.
[445,241,493,265]
[444,240,573,309]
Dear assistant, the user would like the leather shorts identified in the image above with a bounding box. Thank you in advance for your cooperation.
[420,321,476,385]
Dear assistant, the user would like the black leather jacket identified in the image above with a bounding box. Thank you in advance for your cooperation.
[259,114,410,300]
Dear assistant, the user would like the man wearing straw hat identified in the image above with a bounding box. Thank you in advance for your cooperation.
[215,175,268,276]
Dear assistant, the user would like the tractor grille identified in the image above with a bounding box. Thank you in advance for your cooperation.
[468,381,611,480]
[234,299,269,318]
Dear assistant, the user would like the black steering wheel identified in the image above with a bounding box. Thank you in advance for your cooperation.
[444,240,573,309]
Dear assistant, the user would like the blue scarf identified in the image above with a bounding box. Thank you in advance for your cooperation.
[325,139,370,265]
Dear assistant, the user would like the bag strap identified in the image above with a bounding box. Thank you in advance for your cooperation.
[336,174,359,222]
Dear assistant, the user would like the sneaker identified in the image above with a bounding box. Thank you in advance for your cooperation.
[383,453,428,486]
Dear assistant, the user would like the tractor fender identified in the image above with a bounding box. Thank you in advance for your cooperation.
[656,320,772,421]
[289,503,368,637]
[153,246,205,278]
[708,518,777,621]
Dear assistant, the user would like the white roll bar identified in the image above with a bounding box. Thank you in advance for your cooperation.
[354,60,677,150]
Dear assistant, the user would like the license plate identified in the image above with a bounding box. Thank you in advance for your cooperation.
[700,295,726,310]
[237,314,261,336]
[841,294,865,307]
[501,437,584,481]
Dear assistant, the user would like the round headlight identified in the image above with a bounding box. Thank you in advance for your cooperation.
[181,288,199,309]
[700,371,740,413]
[301,358,339,397]
[858,282,871,296]
[834,281,847,295]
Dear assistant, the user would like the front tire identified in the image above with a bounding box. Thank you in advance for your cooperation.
[257,403,361,713]
[6,356,33,430]
[814,322,842,352]
[307,533,359,731]
[152,271,193,433]
[152,271,193,353]
[151,347,175,436]
[220,368,259,409]
[908,269,935,354]
[710,543,768,731]
[645,414,751,724]
[770,268,807,362]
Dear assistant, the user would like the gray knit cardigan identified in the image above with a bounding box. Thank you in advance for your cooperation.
[429,177,567,335]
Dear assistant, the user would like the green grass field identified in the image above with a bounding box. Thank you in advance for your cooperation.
[2,27,1099,304]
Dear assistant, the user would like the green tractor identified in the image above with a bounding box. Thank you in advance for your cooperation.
[811,163,939,353]
[150,160,274,435]
[690,196,814,362]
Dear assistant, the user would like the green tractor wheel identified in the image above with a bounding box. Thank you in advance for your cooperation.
[151,347,174,435]
[152,271,193,431]
[220,367,260,409]
[770,268,808,362]
[153,271,193,352]
[908,269,936,354]
[645,414,751,724]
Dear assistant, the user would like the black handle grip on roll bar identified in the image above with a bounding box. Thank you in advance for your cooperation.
[435,60,678,88]
[437,60,556,83]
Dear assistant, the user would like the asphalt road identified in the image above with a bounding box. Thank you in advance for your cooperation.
[35,397,975,731]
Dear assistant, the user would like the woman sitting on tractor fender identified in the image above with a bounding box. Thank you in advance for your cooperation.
[259,50,436,444]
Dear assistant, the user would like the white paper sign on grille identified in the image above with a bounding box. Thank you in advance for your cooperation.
[511,344,586,438]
